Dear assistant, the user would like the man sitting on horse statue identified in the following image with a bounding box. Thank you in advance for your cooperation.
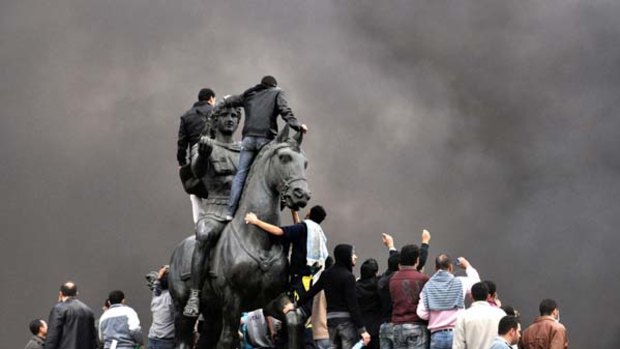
[213,75,308,221]
[183,105,242,317]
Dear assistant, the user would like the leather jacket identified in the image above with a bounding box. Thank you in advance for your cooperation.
[45,297,97,349]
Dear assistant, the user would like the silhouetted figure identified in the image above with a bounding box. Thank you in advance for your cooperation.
[177,88,216,223]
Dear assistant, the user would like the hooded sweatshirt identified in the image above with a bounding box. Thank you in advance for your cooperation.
[298,244,366,335]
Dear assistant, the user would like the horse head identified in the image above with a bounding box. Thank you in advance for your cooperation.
[266,125,311,211]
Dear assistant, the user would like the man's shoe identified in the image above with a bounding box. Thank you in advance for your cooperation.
[183,289,200,317]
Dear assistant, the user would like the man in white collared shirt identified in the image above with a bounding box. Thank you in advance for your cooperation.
[453,282,506,349]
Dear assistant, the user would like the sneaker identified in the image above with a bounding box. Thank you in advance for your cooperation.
[183,289,200,317]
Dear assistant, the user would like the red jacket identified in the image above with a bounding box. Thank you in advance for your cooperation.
[389,268,429,325]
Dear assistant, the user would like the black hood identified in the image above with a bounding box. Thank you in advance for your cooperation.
[334,244,353,271]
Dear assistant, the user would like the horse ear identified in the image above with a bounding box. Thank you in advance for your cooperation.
[293,130,303,146]
[277,125,290,143]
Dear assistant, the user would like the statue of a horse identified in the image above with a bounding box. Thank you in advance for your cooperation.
[169,127,311,349]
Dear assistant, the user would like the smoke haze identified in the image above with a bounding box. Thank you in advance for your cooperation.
[2,1,619,347]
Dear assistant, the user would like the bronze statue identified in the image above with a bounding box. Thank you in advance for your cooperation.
[183,106,242,318]
[169,126,311,349]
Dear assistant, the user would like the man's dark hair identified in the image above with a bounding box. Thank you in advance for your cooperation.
[108,290,125,305]
[498,315,520,335]
[501,305,520,318]
[539,298,557,316]
[309,205,327,223]
[198,88,215,101]
[261,75,277,87]
[435,254,452,270]
[471,282,490,301]
[360,258,379,279]
[29,319,43,335]
[400,244,420,267]
[482,280,497,296]
[387,252,401,272]
[60,282,77,297]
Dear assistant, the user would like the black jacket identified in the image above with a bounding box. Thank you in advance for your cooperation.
[298,244,367,334]
[45,297,97,349]
[177,101,212,166]
[356,276,382,336]
[222,84,301,139]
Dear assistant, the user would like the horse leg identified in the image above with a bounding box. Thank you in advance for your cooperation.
[174,312,197,349]
[216,293,242,349]
[196,307,222,349]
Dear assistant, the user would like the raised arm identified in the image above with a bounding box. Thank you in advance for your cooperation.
[417,229,431,271]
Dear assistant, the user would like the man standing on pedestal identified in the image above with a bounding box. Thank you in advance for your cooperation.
[177,88,216,223]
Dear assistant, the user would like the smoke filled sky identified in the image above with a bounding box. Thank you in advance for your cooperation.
[2,1,620,347]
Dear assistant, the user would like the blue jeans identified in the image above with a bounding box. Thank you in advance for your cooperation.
[148,338,175,349]
[315,338,331,349]
[328,319,358,349]
[429,330,452,349]
[228,136,271,215]
[379,322,395,349]
[393,324,428,349]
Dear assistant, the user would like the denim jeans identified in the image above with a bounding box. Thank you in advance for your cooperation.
[393,324,428,349]
[228,136,271,215]
[148,338,175,349]
[328,319,358,349]
[429,330,452,349]
[379,322,395,349]
[315,338,331,349]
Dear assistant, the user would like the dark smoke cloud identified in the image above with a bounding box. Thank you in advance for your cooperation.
[2,1,619,347]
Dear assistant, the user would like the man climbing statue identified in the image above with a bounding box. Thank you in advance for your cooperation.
[214,75,308,220]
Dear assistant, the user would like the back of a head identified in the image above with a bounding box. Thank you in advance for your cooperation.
[333,244,353,270]
[482,280,497,296]
[29,319,43,335]
[108,290,125,305]
[435,254,452,271]
[360,259,379,279]
[309,205,327,224]
[400,244,420,267]
[160,270,169,290]
[501,305,520,318]
[260,75,278,87]
[498,315,520,336]
[539,298,557,316]
[471,282,490,301]
[387,252,401,272]
[60,281,78,297]
[198,88,215,101]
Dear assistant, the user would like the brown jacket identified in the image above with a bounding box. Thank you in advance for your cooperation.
[520,316,568,349]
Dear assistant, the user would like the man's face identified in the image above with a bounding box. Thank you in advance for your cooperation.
[352,252,358,266]
[509,324,522,345]
[215,111,239,135]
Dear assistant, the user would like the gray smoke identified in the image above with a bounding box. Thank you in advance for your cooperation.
[2,1,619,347]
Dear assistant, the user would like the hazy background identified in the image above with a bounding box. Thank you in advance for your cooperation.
[2,1,619,347]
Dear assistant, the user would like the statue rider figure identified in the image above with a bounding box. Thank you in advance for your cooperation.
[183,106,241,317]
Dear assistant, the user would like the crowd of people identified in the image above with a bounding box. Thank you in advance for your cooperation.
[25,77,569,349]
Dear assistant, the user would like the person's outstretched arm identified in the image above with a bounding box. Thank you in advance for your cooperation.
[245,212,284,236]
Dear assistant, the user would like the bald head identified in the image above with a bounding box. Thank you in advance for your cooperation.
[60,281,77,297]
[435,254,452,271]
